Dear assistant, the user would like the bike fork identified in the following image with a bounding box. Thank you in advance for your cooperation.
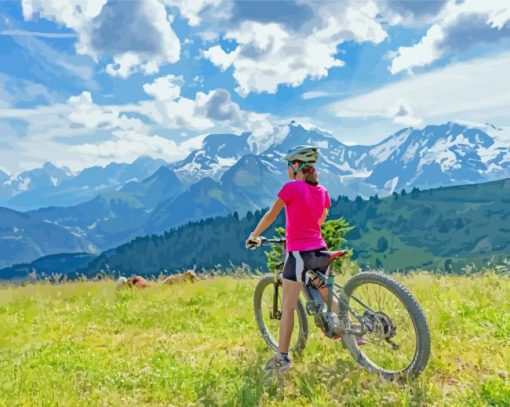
[270,271,283,320]
[272,282,279,319]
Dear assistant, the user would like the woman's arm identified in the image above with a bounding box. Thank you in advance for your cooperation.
[250,198,285,238]
[319,208,328,225]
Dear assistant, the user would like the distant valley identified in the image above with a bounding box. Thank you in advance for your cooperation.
[2,176,509,280]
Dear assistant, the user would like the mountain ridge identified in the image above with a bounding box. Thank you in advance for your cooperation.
[3,157,168,210]
[1,120,509,268]
[3,121,509,210]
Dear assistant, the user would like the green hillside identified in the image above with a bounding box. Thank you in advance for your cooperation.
[80,178,510,277]
[334,177,510,271]
[0,273,508,405]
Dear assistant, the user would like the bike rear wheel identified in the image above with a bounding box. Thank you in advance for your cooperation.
[253,274,308,354]
[340,271,431,380]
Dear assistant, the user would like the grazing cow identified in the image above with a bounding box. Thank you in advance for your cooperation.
[128,276,150,288]
[116,276,150,289]
[116,276,128,289]
[162,270,200,285]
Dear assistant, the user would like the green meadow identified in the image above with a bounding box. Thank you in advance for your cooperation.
[0,272,509,406]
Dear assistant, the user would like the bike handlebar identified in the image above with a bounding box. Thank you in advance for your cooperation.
[260,237,286,245]
[245,236,285,250]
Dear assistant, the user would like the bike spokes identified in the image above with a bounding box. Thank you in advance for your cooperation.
[348,282,418,373]
[259,283,303,352]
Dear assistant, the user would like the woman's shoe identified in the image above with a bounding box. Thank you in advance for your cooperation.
[264,353,293,373]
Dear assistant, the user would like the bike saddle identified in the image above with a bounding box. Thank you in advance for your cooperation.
[319,250,347,260]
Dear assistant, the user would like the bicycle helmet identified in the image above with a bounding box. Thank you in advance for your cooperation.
[282,145,318,166]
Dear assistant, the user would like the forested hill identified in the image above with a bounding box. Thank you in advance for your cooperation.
[79,177,510,276]
[83,210,276,277]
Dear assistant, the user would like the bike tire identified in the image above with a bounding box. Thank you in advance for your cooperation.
[253,274,308,354]
[341,271,431,380]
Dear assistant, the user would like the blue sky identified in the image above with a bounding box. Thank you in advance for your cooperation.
[1,0,509,174]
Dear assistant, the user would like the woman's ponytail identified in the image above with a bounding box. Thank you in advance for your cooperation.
[302,165,319,186]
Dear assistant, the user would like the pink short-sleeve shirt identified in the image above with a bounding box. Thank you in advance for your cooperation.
[277,180,331,251]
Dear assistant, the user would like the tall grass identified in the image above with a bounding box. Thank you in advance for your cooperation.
[0,271,508,406]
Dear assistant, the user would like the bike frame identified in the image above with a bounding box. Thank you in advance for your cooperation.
[264,238,376,337]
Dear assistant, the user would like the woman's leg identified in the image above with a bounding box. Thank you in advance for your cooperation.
[318,285,339,313]
[278,278,303,353]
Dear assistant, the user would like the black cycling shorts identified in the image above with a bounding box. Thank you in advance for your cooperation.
[283,247,329,283]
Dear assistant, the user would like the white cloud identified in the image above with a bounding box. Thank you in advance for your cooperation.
[0,29,76,38]
[203,44,237,70]
[138,88,213,131]
[302,91,330,100]
[70,125,204,165]
[0,90,176,172]
[163,0,223,26]
[101,0,181,78]
[63,92,206,166]
[390,0,510,74]
[380,0,450,26]
[67,91,120,128]
[21,0,107,41]
[0,80,279,173]
[333,51,510,128]
[22,0,181,78]
[204,1,386,96]
[0,73,60,107]
[143,74,183,101]
[390,25,444,74]
[139,76,277,140]
[387,100,423,127]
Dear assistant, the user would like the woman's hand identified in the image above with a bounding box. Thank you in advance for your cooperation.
[245,234,262,249]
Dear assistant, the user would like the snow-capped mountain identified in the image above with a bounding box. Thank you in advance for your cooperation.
[213,120,510,201]
[3,157,168,210]
[2,120,510,269]
[2,121,509,214]
[170,132,252,184]
[364,122,510,193]
[250,121,507,196]
[158,119,510,231]
[262,121,353,171]
[2,162,74,200]
[7,120,507,214]
[258,121,373,198]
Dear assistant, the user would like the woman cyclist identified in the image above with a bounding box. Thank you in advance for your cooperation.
[245,145,332,373]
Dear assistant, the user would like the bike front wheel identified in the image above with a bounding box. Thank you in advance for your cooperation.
[253,274,308,354]
[340,271,431,380]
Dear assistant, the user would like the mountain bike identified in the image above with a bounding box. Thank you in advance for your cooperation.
[253,237,431,380]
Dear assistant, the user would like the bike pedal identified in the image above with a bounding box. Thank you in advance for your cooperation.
[332,334,348,349]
